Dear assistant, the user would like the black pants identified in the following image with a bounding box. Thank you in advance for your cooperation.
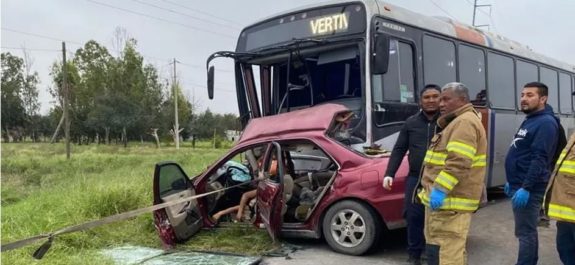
[557,221,575,265]
[405,176,425,258]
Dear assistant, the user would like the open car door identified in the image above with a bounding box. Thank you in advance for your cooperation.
[257,142,285,242]
[153,162,203,246]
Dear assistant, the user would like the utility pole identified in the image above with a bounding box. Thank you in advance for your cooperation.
[472,0,491,30]
[62,42,70,159]
[172,58,180,149]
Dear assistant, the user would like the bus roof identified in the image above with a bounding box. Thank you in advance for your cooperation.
[241,0,574,73]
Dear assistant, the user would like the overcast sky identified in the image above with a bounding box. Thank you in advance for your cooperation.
[2,0,574,115]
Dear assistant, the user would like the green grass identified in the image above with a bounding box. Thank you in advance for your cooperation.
[1,142,275,264]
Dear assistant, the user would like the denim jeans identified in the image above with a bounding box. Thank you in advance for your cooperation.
[557,221,575,265]
[405,176,425,258]
[512,190,544,265]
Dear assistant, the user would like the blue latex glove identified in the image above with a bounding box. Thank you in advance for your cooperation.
[512,188,530,209]
[429,188,447,210]
[504,183,514,197]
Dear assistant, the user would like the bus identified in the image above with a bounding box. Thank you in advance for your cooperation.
[206,0,575,188]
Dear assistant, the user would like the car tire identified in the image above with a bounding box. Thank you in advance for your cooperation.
[322,200,381,255]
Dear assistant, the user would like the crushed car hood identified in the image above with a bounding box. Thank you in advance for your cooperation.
[239,103,348,143]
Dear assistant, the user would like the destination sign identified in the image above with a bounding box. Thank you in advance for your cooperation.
[310,13,349,35]
[237,4,366,52]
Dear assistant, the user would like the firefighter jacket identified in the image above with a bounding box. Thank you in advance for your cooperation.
[418,103,487,212]
[544,132,575,223]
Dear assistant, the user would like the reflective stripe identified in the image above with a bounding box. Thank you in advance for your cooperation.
[556,151,567,166]
[418,190,480,211]
[559,160,575,174]
[446,141,476,159]
[424,151,447,166]
[435,171,459,191]
[472,155,487,167]
[548,204,575,222]
[424,150,486,167]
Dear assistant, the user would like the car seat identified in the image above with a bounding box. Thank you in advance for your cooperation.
[282,174,294,216]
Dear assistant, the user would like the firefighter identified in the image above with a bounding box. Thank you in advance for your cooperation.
[545,130,575,265]
[417,82,487,265]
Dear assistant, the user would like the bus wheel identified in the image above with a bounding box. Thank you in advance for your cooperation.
[322,200,380,255]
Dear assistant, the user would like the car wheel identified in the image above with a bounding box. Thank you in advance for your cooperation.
[322,200,380,255]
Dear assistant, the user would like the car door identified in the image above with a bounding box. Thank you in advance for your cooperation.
[153,162,203,245]
[257,142,284,241]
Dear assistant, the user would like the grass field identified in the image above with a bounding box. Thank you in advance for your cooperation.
[1,142,275,265]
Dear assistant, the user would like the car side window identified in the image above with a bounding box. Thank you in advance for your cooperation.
[158,164,189,197]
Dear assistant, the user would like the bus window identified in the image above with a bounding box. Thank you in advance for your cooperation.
[540,67,559,113]
[559,72,572,114]
[372,40,415,104]
[516,60,538,110]
[458,45,486,106]
[423,35,456,87]
[487,52,515,109]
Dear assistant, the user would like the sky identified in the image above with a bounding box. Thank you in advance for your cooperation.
[2,0,574,115]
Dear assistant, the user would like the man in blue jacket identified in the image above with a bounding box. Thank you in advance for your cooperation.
[505,82,560,265]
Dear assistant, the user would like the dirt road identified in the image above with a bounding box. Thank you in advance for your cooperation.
[263,196,562,265]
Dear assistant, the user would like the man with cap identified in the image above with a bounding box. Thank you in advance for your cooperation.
[383,84,441,265]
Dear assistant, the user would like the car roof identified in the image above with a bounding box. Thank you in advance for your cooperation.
[238,103,349,143]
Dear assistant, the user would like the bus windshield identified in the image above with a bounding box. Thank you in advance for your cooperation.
[243,42,366,144]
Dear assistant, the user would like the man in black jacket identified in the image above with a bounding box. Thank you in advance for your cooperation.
[383,84,441,265]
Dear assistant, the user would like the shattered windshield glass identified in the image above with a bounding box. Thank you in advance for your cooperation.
[101,245,261,265]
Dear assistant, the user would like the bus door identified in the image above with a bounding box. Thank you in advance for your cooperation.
[371,34,419,150]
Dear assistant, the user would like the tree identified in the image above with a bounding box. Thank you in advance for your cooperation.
[1,53,27,142]
[21,49,41,141]
[73,40,113,143]
[192,109,240,140]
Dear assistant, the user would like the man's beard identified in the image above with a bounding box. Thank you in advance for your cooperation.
[521,105,535,114]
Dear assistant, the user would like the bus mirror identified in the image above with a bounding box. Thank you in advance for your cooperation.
[372,34,390,75]
[207,66,215,99]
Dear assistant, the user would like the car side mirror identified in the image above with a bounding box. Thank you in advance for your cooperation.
[207,66,215,99]
[372,34,390,75]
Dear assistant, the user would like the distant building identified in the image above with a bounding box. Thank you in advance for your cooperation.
[225,130,242,142]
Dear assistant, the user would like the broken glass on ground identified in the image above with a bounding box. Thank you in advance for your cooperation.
[101,245,261,265]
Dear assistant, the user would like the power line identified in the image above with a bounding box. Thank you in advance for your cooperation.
[427,0,457,20]
[1,27,83,45]
[130,0,240,31]
[158,0,242,27]
[1,46,62,52]
[86,0,235,39]
[1,28,161,63]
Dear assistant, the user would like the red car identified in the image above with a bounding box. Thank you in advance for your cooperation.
[152,103,409,255]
